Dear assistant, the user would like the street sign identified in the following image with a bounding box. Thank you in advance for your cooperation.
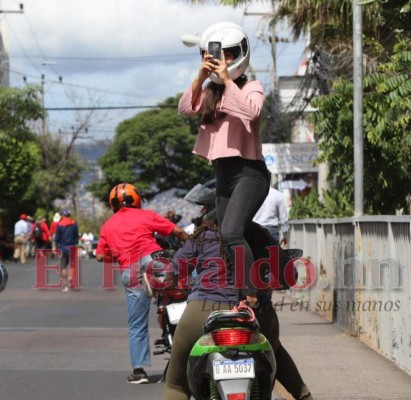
[262,142,319,174]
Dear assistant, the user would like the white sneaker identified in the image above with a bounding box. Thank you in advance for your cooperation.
[62,286,69,292]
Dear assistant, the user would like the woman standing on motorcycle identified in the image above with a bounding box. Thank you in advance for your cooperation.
[178,21,270,306]
[163,180,313,400]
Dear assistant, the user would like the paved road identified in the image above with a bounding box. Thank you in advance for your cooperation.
[0,258,168,400]
[2,257,411,400]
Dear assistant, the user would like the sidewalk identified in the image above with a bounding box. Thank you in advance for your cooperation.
[271,291,411,400]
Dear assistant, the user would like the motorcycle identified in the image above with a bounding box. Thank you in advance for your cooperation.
[151,246,303,397]
[150,243,189,382]
[153,282,189,381]
[182,244,302,400]
[187,301,276,400]
[151,179,301,396]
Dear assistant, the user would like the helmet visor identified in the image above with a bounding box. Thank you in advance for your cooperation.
[201,44,243,65]
[223,45,242,64]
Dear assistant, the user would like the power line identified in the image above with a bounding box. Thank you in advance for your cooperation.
[46,105,178,111]
[11,53,198,62]
[10,67,164,101]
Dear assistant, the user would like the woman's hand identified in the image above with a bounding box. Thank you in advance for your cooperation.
[191,51,231,107]
[209,51,231,86]
[197,53,217,84]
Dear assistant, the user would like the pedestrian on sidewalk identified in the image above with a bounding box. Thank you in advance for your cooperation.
[95,183,188,385]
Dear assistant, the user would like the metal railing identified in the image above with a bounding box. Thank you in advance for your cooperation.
[289,216,411,374]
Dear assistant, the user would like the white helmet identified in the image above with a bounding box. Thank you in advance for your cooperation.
[199,22,250,84]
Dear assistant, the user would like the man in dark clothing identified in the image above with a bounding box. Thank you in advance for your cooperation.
[55,210,79,292]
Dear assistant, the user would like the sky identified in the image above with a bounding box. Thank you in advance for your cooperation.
[1,0,306,142]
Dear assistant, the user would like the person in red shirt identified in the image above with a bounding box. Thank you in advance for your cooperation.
[49,212,61,258]
[32,216,51,257]
[96,183,188,384]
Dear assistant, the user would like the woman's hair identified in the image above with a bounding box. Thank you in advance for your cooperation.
[200,74,248,124]
[190,220,229,263]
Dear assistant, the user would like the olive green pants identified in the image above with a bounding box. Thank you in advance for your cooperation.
[164,300,312,400]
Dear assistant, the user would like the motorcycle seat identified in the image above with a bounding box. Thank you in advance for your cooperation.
[203,309,260,333]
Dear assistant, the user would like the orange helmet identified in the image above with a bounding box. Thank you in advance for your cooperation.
[109,183,141,212]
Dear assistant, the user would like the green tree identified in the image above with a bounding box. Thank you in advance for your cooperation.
[310,42,411,214]
[90,95,213,204]
[0,85,86,230]
[0,86,43,220]
[215,0,411,77]
[289,188,353,219]
[194,0,411,216]
[25,133,84,215]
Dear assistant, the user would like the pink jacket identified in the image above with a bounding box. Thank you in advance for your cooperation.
[178,80,265,162]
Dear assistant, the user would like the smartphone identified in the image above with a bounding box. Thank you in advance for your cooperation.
[208,41,222,60]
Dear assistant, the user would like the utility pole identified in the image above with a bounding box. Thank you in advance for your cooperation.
[353,1,364,216]
[243,9,277,95]
[40,74,46,135]
[24,68,61,135]
[244,7,286,143]
[0,2,24,86]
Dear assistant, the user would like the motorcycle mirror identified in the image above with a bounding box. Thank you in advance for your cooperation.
[0,263,8,293]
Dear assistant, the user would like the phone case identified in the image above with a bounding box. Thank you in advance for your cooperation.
[208,41,222,60]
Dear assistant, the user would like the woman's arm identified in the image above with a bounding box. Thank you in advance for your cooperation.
[219,80,265,121]
[192,54,215,107]
[210,53,264,121]
[178,54,216,115]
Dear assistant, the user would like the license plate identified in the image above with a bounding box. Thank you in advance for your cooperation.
[212,358,255,381]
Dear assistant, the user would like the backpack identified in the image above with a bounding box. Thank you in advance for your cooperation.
[33,223,42,240]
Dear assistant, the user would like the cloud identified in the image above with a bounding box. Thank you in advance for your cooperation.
[9,0,245,60]
[4,0,304,137]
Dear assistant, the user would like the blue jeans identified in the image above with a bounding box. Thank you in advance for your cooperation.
[122,255,152,369]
